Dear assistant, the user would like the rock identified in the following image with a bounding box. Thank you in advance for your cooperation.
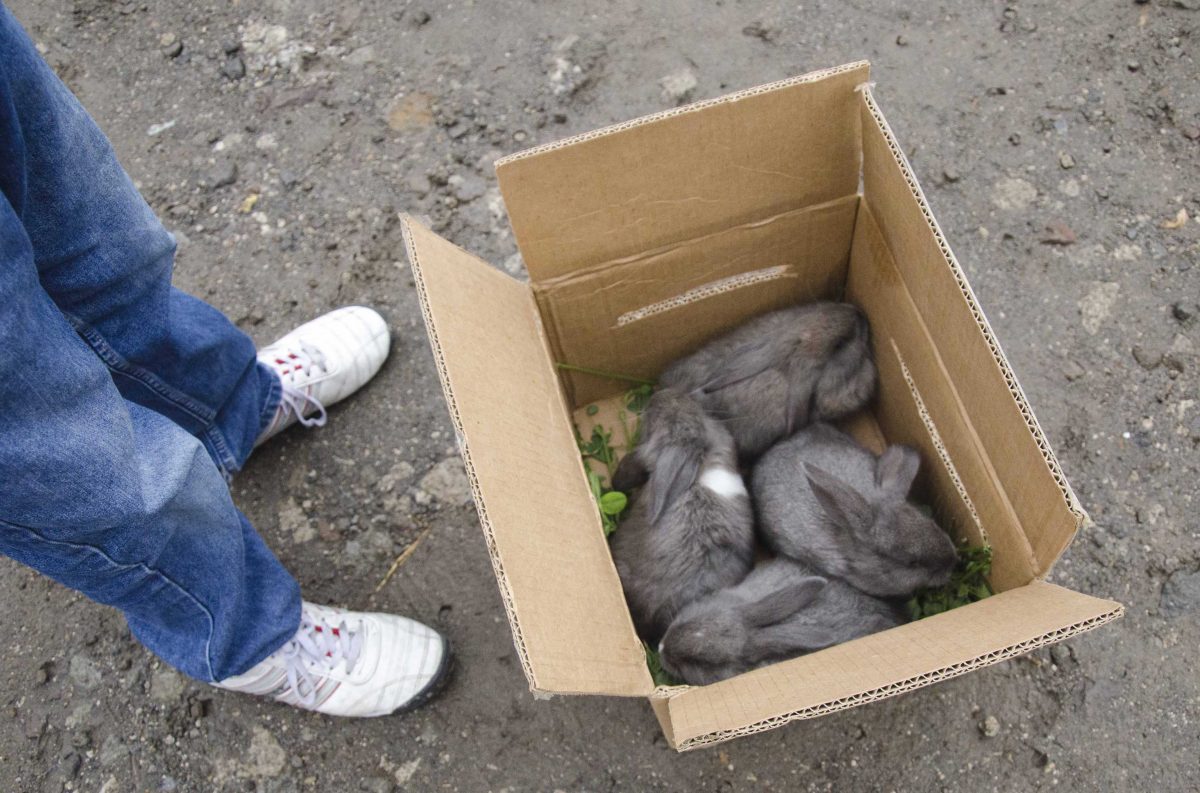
[1160,570,1200,617]
[69,654,102,689]
[245,726,287,778]
[222,39,241,55]
[1059,152,1075,169]
[417,457,472,505]
[990,177,1037,210]
[150,667,186,703]
[98,735,128,767]
[1062,359,1086,381]
[448,174,487,203]
[1079,282,1119,334]
[360,778,395,793]
[406,173,431,197]
[278,498,313,544]
[221,56,246,81]
[895,34,909,46]
[147,120,177,137]
[378,460,416,493]
[255,133,278,150]
[1127,60,1141,72]
[344,45,378,66]
[1040,221,1077,245]
[1131,343,1164,370]
[208,160,238,189]
[408,7,432,27]
[980,715,1001,738]
[1172,302,1195,322]
[660,68,698,105]
[393,758,422,786]
[161,34,183,58]
[942,167,961,183]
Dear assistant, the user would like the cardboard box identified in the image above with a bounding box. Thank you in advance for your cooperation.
[399,61,1124,750]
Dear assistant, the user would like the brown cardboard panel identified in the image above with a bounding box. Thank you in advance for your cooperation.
[498,62,870,282]
[846,202,1036,592]
[539,195,859,407]
[659,581,1122,749]
[401,217,653,696]
[858,91,1083,576]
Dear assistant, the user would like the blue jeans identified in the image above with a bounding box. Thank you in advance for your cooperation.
[0,4,301,682]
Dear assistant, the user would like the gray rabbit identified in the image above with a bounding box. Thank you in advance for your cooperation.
[752,422,958,598]
[659,557,906,685]
[658,302,877,461]
[609,388,755,645]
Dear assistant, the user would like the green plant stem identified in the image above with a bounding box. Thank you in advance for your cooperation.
[555,362,656,387]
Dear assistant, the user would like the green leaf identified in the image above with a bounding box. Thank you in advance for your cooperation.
[644,642,682,687]
[907,542,994,620]
[586,404,599,416]
[599,490,628,515]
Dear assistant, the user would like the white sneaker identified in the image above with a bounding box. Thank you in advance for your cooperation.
[256,306,391,445]
[214,602,452,717]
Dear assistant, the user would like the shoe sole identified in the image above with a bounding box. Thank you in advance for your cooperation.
[391,636,454,715]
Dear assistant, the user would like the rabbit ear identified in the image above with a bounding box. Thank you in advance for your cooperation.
[805,464,874,530]
[875,445,920,496]
[697,341,775,394]
[611,452,649,493]
[648,445,702,524]
[743,577,827,627]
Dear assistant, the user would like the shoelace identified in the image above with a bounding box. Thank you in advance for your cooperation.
[269,341,328,428]
[279,608,365,707]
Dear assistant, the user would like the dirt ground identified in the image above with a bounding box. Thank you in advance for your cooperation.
[2,0,1198,791]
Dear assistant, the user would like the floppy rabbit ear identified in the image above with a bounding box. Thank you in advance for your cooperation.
[875,445,920,496]
[744,577,827,627]
[805,464,873,530]
[648,445,702,524]
[611,452,649,493]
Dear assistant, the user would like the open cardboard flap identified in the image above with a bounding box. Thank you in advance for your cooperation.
[401,217,653,696]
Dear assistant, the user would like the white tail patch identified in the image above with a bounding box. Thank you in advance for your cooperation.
[699,467,749,499]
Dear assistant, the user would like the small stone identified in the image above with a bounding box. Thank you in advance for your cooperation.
[245,726,287,778]
[448,174,487,203]
[1131,344,1163,370]
[1126,60,1140,72]
[446,122,469,139]
[1058,152,1075,169]
[1160,570,1200,618]
[1181,125,1200,141]
[895,34,908,46]
[1079,282,1119,335]
[98,735,128,767]
[408,7,432,27]
[980,715,1001,738]
[150,667,186,703]
[162,38,183,59]
[660,68,698,105]
[69,654,102,689]
[159,32,177,48]
[208,160,238,189]
[344,45,378,66]
[255,133,278,150]
[417,457,472,505]
[942,167,960,183]
[222,39,241,55]
[221,56,246,81]
[991,177,1037,210]
[406,173,431,197]
[1008,132,1022,146]
[1172,303,1195,322]
[1061,359,1086,381]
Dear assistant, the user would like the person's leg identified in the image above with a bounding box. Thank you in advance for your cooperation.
[0,189,301,682]
[0,4,275,475]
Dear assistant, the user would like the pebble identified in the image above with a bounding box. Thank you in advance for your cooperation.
[222,39,241,55]
[161,33,183,59]
[1131,343,1164,370]
[1062,359,1086,381]
[895,34,908,46]
[221,56,246,81]
[208,160,238,189]
[417,457,472,505]
[99,735,128,767]
[990,177,1037,210]
[942,167,961,183]
[1160,570,1200,617]
[1059,153,1075,169]
[1172,302,1195,322]
[1079,282,1119,335]
[448,174,487,203]
[68,654,102,689]
[980,715,1001,737]
[660,68,698,104]
[406,173,431,197]
[150,667,186,703]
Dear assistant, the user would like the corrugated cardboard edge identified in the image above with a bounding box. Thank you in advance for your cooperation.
[399,215,536,690]
[495,60,871,167]
[857,87,1089,547]
[668,604,1123,751]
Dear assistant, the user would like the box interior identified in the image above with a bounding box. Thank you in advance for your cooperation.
[400,62,1123,748]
